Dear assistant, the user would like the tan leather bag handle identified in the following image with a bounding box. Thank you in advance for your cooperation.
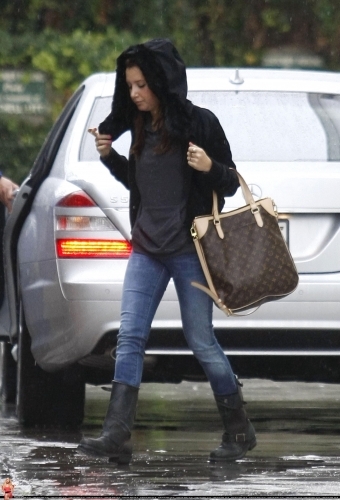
[212,170,263,240]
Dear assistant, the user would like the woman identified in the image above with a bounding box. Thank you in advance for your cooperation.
[2,478,14,499]
[78,38,256,463]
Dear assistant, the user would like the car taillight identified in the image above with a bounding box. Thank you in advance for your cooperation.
[56,191,96,207]
[56,216,115,231]
[56,239,132,258]
[56,190,131,258]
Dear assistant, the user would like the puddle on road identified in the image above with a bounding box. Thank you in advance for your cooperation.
[1,380,340,496]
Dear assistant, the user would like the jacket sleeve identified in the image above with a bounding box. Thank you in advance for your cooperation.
[196,108,239,197]
[100,148,130,190]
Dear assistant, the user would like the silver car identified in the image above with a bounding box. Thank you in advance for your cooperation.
[1,68,340,426]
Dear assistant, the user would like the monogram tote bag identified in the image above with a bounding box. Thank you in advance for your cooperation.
[191,170,299,316]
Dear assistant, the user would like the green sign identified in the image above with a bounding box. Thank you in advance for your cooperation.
[0,70,49,115]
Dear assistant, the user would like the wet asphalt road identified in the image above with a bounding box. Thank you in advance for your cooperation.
[1,379,340,498]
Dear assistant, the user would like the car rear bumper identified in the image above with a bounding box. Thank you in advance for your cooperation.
[20,259,340,371]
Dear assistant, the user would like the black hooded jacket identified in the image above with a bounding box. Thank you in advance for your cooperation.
[98,38,239,231]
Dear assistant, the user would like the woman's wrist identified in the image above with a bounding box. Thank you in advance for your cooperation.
[100,148,112,160]
[204,158,212,172]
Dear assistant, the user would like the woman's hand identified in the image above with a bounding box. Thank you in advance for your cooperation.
[187,142,212,172]
[88,128,112,158]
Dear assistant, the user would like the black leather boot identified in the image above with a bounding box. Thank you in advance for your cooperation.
[210,379,256,461]
[77,381,139,464]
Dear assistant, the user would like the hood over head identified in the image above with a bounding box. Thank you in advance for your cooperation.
[99,38,192,142]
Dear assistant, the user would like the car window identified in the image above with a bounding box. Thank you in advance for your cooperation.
[80,92,340,162]
[80,97,131,161]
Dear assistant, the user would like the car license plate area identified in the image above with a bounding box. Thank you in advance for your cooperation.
[278,219,289,245]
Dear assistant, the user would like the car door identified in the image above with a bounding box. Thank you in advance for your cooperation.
[0,203,9,337]
[2,85,85,343]
[0,85,87,425]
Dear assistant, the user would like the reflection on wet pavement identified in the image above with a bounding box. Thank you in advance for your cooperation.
[1,379,340,497]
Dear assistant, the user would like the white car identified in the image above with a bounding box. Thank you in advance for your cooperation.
[1,67,340,426]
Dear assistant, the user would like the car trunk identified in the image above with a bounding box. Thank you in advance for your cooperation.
[223,161,340,274]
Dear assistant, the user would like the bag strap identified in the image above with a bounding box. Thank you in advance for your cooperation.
[191,235,233,316]
[212,170,263,232]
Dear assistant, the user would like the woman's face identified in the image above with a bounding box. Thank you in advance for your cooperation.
[126,66,160,118]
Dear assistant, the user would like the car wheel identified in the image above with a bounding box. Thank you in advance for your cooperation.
[0,341,17,403]
[16,317,86,427]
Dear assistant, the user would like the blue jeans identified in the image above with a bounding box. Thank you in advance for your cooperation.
[114,251,237,396]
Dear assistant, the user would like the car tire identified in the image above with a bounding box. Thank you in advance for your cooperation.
[0,341,17,403]
[16,317,86,427]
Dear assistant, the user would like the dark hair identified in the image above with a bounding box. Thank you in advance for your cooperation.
[124,58,175,157]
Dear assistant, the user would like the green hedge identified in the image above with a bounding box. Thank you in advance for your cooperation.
[0,116,53,183]
[0,27,141,183]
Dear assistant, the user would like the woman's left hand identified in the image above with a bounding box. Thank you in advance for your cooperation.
[187,142,212,172]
